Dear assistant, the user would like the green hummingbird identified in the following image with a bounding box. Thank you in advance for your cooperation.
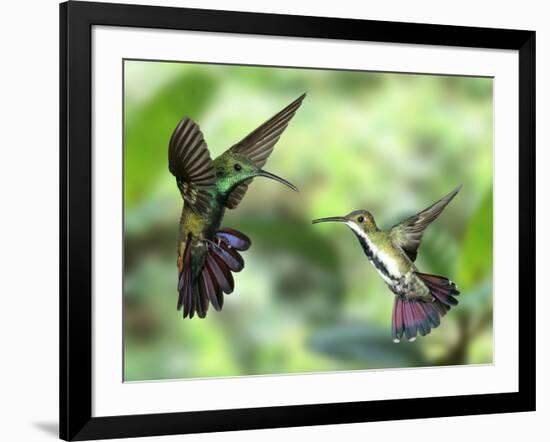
[169,94,305,318]
[312,185,462,342]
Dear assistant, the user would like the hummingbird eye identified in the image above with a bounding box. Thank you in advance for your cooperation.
[234,163,242,172]
[357,216,365,223]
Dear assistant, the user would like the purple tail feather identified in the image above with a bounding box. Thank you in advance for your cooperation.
[215,228,251,251]
[177,228,250,319]
[392,272,459,342]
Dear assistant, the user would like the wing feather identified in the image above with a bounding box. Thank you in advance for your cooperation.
[168,117,216,215]
[223,94,305,209]
[389,185,462,261]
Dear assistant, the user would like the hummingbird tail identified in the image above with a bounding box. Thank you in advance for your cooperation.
[177,234,207,318]
[393,273,460,342]
[178,229,251,319]
[215,228,251,251]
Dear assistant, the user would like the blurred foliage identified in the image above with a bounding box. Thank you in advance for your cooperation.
[123,60,493,381]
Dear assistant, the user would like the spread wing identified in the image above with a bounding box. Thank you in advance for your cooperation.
[168,117,216,215]
[222,93,306,209]
[389,185,462,262]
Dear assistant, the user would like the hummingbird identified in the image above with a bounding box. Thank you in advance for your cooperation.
[168,94,305,318]
[312,185,462,342]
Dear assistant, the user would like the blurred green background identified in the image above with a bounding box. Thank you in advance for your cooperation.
[123,60,493,381]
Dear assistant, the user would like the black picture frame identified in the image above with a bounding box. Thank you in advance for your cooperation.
[59,1,536,440]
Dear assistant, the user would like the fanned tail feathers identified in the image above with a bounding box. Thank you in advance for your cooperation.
[392,272,459,342]
[178,229,251,318]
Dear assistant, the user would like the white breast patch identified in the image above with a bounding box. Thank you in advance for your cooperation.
[345,222,402,284]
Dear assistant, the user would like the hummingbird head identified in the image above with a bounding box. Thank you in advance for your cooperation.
[312,209,378,234]
[214,151,298,195]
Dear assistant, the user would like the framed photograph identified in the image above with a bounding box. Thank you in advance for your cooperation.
[60,1,536,440]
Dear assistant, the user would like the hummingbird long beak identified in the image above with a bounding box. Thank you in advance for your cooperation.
[257,170,298,192]
[311,216,347,224]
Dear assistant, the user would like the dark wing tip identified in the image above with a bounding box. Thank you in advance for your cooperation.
[437,184,462,207]
[426,183,463,213]
[289,93,306,110]
[445,184,462,201]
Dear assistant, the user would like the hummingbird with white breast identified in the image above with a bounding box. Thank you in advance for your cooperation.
[312,185,462,342]
[169,94,305,318]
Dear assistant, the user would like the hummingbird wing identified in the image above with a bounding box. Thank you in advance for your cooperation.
[389,185,462,262]
[222,93,306,209]
[168,117,216,215]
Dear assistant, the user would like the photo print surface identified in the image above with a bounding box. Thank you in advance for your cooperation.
[123,59,493,381]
